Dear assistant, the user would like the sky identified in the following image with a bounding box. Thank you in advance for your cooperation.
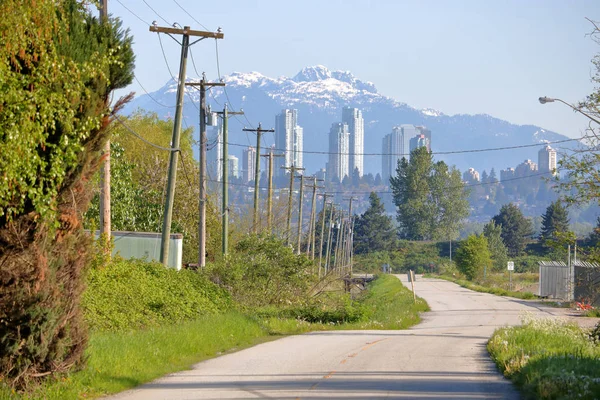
[109,0,600,139]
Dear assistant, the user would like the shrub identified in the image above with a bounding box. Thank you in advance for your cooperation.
[0,0,134,387]
[206,234,315,308]
[83,259,232,331]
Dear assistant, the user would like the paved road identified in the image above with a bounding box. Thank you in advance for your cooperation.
[108,276,560,400]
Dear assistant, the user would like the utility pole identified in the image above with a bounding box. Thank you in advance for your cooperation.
[324,204,336,275]
[295,174,305,254]
[243,123,274,233]
[99,0,111,250]
[305,177,324,259]
[349,216,356,276]
[215,105,244,256]
[152,24,224,267]
[186,78,225,268]
[281,165,305,244]
[343,197,356,275]
[334,211,345,274]
[318,193,333,277]
[261,148,284,233]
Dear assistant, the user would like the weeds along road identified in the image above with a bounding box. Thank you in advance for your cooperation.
[108,276,560,400]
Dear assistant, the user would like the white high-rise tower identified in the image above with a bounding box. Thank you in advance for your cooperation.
[275,109,303,176]
[327,122,350,182]
[342,107,364,177]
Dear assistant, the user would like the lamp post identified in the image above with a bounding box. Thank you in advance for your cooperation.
[538,96,600,125]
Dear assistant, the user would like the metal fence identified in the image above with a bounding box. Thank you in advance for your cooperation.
[539,261,572,300]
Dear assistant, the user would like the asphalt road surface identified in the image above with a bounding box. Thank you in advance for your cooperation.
[108,276,558,400]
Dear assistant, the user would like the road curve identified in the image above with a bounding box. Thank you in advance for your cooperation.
[108,276,555,400]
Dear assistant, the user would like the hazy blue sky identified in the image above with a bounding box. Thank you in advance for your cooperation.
[110,0,600,138]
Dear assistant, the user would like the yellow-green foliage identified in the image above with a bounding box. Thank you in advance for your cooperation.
[83,259,233,331]
[488,317,600,399]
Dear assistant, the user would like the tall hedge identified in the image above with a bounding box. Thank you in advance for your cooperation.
[0,0,134,387]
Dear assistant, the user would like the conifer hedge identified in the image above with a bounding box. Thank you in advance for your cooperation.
[0,0,134,387]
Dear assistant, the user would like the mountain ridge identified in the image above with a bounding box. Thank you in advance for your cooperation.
[122,65,573,176]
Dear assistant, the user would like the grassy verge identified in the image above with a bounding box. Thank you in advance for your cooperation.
[585,309,600,317]
[1,313,268,400]
[2,274,428,399]
[488,317,600,399]
[434,274,536,300]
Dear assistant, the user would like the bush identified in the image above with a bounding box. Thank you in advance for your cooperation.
[206,234,315,308]
[83,259,232,331]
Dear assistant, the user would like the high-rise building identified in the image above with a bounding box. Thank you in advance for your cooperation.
[415,126,432,151]
[328,122,350,182]
[515,159,537,177]
[227,155,239,179]
[242,146,256,183]
[400,124,418,157]
[463,168,480,183]
[206,120,222,181]
[342,107,364,177]
[538,145,557,176]
[275,109,303,177]
[500,167,515,182]
[409,133,431,154]
[381,127,404,184]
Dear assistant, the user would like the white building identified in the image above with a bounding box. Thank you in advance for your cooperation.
[242,146,256,183]
[328,122,350,182]
[342,107,364,177]
[206,119,222,181]
[538,145,557,176]
[227,155,239,179]
[381,127,404,184]
[275,109,303,177]
[463,168,480,183]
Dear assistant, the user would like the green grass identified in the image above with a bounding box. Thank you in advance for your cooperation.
[2,274,428,399]
[435,273,537,300]
[585,308,600,317]
[488,317,600,399]
[1,313,269,400]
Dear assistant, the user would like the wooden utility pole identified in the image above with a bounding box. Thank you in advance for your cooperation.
[305,177,324,259]
[152,24,224,266]
[318,193,332,277]
[295,174,305,254]
[334,211,345,274]
[343,197,356,275]
[186,79,225,268]
[261,148,283,233]
[99,0,111,249]
[281,165,305,244]
[215,105,243,256]
[325,204,337,275]
[243,123,274,233]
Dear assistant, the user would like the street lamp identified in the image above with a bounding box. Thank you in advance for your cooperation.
[538,96,600,125]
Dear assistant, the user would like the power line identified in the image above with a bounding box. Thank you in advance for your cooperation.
[223,135,587,158]
[214,39,255,130]
[115,0,151,25]
[171,0,209,30]
[134,76,175,109]
[206,169,557,195]
[142,0,171,25]
[112,113,180,152]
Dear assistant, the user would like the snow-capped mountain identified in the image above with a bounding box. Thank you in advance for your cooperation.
[122,65,573,176]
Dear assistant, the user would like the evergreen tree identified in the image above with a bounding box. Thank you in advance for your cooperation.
[483,220,508,271]
[390,147,469,240]
[481,170,489,184]
[374,173,382,186]
[352,167,361,187]
[489,168,498,183]
[539,200,570,246]
[492,203,533,256]
[455,234,492,280]
[0,0,134,386]
[354,192,396,254]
